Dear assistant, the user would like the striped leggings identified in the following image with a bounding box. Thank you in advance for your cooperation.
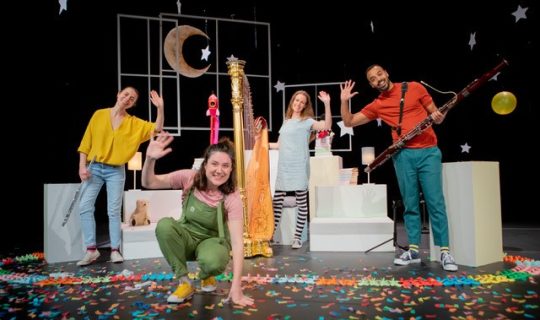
[273,189,309,240]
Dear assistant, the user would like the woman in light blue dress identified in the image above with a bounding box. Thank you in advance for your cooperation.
[270,90,332,248]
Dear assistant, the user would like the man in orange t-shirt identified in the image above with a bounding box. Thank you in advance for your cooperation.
[339,65,458,272]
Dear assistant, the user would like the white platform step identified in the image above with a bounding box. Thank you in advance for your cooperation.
[315,184,387,218]
[121,190,183,260]
[123,190,183,223]
[310,217,394,252]
[121,223,163,260]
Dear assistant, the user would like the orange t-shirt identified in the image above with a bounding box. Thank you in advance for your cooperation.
[361,81,438,148]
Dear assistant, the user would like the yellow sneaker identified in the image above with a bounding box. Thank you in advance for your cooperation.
[167,282,194,303]
[201,276,217,292]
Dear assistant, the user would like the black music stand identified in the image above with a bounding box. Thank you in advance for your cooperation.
[365,200,408,254]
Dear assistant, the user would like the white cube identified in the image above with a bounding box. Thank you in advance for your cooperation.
[430,162,504,267]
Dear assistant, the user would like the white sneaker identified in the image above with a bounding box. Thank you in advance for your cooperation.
[77,250,100,266]
[441,252,458,272]
[110,251,124,263]
[291,238,302,249]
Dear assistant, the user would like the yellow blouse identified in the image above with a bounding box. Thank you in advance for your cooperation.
[78,108,155,165]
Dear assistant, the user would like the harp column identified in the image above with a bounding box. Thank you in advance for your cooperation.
[227,59,251,257]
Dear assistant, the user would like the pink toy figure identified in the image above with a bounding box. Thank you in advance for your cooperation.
[207,92,220,144]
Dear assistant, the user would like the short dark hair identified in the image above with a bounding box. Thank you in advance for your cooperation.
[365,64,382,75]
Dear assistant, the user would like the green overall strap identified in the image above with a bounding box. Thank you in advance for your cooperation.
[179,189,191,223]
[217,199,225,239]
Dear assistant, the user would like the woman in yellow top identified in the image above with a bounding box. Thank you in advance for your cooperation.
[76,87,164,266]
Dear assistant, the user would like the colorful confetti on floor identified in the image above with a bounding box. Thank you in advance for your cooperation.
[1,249,538,319]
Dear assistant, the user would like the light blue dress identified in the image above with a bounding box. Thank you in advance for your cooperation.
[275,118,315,191]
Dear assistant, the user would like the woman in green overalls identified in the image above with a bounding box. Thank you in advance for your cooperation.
[142,132,254,306]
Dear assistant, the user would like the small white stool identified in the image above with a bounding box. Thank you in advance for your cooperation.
[273,196,309,245]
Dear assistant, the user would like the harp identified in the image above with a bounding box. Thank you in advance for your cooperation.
[227,59,273,258]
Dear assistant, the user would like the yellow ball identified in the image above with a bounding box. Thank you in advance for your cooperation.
[491,91,517,115]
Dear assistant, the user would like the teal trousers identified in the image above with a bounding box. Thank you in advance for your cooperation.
[392,147,449,247]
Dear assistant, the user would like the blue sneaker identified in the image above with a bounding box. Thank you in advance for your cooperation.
[394,250,421,266]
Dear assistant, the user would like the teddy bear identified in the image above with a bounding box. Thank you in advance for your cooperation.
[129,199,151,226]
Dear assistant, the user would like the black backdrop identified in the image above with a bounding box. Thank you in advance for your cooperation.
[8,0,536,252]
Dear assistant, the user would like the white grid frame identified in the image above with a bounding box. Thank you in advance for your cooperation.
[117,13,273,136]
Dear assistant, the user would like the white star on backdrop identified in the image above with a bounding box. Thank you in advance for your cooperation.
[376,118,382,127]
[468,32,476,50]
[460,143,471,153]
[177,0,181,14]
[490,72,500,81]
[512,5,528,23]
[58,0,67,14]
[226,55,238,62]
[274,81,285,92]
[201,46,211,61]
[370,21,374,33]
[337,121,354,137]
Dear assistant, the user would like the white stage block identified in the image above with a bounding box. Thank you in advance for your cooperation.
[310,217,393,252]
[44,183,85,264]
[121,224,162,260]
[430,161,503,267]
[316,184,387,218]
[122,190,183,260]
[309,156,342,219]
[123,190,183,223]
[273,207,308,245]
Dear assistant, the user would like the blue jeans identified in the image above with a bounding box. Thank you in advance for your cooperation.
[78,162,125,249]
[392,147,449,247]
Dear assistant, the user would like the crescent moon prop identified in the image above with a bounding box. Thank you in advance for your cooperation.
[164,25,211,78]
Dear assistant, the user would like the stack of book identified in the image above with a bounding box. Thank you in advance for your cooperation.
[339,167,359,185]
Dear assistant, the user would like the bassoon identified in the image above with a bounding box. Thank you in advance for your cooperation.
[365,59,509,173]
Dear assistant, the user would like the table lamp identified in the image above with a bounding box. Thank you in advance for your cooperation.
[361,147,375,184]
[128,152,142,190]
